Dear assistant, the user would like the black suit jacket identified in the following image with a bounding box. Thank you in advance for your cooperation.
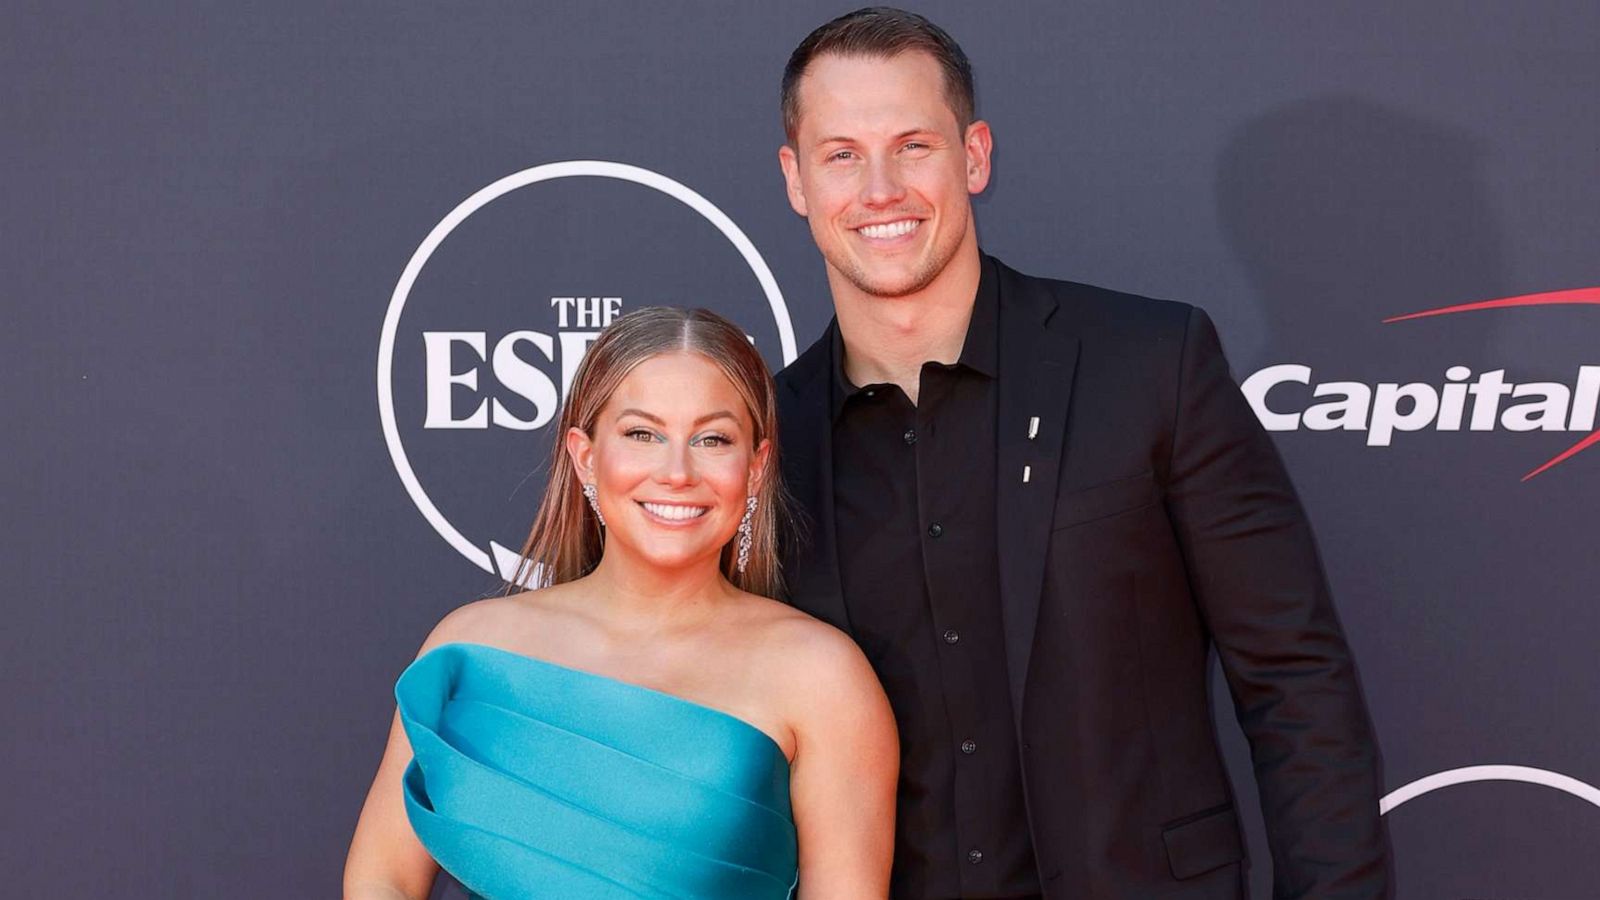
[775,256,1388,899]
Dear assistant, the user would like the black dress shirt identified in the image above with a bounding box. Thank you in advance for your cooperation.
[830,262,1040,899]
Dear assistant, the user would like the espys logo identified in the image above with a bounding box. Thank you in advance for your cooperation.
[378,161,795,582]
[1242,287,1600,480]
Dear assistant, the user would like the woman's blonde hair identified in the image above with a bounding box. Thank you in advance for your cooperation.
[506,307,791,598]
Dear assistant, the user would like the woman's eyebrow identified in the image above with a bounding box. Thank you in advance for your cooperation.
[616,408,664,424]
[615,409,738,426]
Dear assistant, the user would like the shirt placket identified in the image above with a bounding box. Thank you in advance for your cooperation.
[915,373,987,894]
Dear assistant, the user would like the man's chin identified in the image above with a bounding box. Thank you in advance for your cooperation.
[839,259,938,300]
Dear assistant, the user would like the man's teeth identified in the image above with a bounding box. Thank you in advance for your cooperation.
[641,502,709,521]
[858,220,919,239]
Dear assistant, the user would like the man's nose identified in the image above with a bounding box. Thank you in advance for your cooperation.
[861,157,905,207]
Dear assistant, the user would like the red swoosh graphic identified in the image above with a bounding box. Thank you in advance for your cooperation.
[1382,286,1600,323]
[1384,287,1600,480]
[1522,429,1600,482]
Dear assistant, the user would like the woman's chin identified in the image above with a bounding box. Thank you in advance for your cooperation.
[611,537,732,574]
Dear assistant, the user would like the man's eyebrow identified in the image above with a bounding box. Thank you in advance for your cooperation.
[816,128,938,145]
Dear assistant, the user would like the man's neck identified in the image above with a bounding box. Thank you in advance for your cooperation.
[832,246,982,406]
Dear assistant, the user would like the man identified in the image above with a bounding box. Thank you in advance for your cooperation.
[772,8,1388,900]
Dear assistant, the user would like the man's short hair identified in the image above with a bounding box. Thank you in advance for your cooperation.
[781,6,976,143]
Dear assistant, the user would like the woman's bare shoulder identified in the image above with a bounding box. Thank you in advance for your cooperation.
[737,595,880,700]
[732,596,895,762]
[417,595,509,652]
[417,585,581,655]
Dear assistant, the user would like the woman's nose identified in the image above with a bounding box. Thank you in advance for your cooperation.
[656,440,696,486]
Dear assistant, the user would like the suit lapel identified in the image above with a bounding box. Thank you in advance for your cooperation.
[778,328,852,633]
[994,263,1079,718]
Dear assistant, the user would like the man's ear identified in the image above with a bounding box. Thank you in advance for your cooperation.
[565,426,596,484]
[964,119,994,195]
[778,145,809,218]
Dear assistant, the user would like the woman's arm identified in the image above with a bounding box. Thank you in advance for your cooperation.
[783,625,899,899]
[341,706,438,900]
[343,602,492,900]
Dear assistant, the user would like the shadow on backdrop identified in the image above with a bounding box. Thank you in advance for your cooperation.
[1216,95,1505,350]
[1211,95,1508,900]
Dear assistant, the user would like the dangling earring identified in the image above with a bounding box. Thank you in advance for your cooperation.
[582,482,605,527]
[735,495,758,575]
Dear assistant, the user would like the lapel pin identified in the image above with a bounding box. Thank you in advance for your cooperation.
[1022,465,1032,483]
[1027,416,1040,440]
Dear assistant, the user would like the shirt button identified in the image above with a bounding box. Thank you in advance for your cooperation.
[943,629,960,645]
[927,522,943,538]
[967,849,984,865]
[961,739,977,754]
[903,428,917,445]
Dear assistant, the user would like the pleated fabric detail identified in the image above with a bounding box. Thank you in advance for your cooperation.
[396,642,798,900]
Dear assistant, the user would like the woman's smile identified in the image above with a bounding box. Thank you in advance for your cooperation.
[637,500,712,524]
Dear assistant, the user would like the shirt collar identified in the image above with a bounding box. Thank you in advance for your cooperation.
[958,255,999,378]
[828,255,999,421]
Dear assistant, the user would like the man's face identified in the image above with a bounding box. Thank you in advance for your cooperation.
[779,51,991,299]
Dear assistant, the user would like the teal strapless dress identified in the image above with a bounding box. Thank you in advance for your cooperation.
[396,642,798,900]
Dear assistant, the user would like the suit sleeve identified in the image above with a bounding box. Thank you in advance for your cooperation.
[1163,306,1390,899]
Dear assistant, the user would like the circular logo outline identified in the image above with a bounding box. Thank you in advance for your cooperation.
[1380,764,1600,815]
[377,160,796,574]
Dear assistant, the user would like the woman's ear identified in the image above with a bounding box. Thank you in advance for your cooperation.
[748,438,773,495]
[565,426,596,484]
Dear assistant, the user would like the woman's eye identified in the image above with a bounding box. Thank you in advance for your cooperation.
[625,428,657,442]
[696,434,731,448]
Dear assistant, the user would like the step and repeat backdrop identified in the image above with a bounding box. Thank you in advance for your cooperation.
[5,3,1597,897]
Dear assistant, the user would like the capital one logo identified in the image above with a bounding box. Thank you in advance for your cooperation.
[377,161,796,581]
[1241,287,1600,480]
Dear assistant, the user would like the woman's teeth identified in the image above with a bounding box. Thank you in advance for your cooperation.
[641,502,709,521]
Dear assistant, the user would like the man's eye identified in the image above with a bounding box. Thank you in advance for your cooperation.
[828,150,855,162]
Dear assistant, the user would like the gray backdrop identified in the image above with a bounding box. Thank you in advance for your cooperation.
[5,3,1597,898]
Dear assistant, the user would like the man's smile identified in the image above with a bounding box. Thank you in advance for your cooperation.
[855,218,922,242]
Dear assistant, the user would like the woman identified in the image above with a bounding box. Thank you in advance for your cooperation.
[344,308,898,900]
